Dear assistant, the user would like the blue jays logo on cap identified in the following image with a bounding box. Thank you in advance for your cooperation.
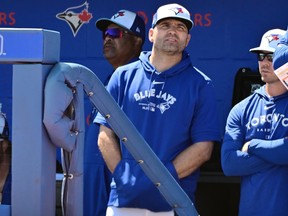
[113,11,125,19]
[152,3,193,30]
[267,34,281,43]
[171,7,185,15]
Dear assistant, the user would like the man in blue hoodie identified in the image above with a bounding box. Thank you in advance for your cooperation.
[84,10,146,216]
[221,28,288,216]
[95,3,221,216]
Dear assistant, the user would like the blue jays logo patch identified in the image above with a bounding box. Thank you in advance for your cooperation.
[113,11,126,19]
[56,1,93,37]
[267,34,280,43]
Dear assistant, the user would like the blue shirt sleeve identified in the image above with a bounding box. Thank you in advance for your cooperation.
[221,136,273,176]
[248,138,288,165]
[94,70,120,128]
[190,79,221,143]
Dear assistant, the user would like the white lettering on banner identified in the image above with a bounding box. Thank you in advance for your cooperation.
[0,34,5,56]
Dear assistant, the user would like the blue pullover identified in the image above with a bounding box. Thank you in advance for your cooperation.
[95,50,221,212]
[222,86,288,216]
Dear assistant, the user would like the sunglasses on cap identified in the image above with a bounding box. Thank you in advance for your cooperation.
[257,53,273,62]
[103,28,133,40]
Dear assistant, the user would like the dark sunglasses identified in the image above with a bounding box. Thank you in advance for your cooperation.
[257,53,273,62]
[103,28,131,39]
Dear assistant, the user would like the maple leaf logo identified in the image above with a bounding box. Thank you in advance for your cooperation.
[177,8,184,14]
[78,9,92,23]
[271,35,280,41]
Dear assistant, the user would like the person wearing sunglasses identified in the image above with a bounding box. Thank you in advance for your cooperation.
[83,9,146,216]
[95,3,221,216]
[96,11,146,69]
[221,28,288,216]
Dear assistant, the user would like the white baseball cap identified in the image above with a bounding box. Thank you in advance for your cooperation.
[249,29,286,53]
[0,113,9,141]
[96,10,146,42]
[152,3,193,31]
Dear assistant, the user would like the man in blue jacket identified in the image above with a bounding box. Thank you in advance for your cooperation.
[221,28,288,216]
[95,3,221,216]
[84,9,146,216]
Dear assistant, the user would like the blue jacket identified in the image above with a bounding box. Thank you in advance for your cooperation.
[95,50,221,212]
[222,86,288,216]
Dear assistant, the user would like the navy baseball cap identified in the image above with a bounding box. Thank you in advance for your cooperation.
[96,10,146,42]
[152,3,193,31]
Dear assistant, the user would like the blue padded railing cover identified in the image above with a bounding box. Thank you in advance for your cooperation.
[43,62,199,216]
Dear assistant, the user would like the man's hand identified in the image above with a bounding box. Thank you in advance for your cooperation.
[242,141,250,152]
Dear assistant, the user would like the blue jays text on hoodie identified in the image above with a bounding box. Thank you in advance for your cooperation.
[221,86,288,216]
[95,50,221,212]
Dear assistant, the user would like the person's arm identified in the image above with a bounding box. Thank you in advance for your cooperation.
[221,104,273,176]
[221,136,273,176]
[173,141,213,179]
[98,124,121,173]
[242,137,288,165]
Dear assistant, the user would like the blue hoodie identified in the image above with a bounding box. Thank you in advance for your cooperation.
[95,50,221,212]
[222,86,288,216]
